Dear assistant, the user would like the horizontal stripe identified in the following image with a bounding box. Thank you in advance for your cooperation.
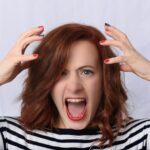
[0,117,150,149]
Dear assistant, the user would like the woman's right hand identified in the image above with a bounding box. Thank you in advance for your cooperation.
[0,26,44,85]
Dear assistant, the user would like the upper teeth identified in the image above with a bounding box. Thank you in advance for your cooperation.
[66,98,85,103]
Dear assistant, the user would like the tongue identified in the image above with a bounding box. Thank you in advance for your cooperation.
[67,102,86,117]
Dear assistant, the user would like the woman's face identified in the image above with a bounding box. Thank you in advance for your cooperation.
[51,41,102,129]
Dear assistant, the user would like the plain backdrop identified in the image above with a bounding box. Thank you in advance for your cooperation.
[0,0,150,118]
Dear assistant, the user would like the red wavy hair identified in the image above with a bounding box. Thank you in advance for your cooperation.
[19,23,128,146]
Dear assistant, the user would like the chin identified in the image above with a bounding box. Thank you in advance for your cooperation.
[69,124,87,130]
[65,119,90,130]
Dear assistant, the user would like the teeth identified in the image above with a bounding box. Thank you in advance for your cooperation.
[66,98,86,103]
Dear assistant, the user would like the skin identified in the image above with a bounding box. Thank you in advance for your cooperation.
[51,41,102,129]
[100,25,150,81]
[0,25,149,86]
[0,26,44,85]
[0,25,149,131]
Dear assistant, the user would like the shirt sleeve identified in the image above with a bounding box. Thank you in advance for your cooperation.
[147,134,150,149]
[0,116,6,150]
[0,132,4,150]
[147,127,150,149]
[144,119,150,149]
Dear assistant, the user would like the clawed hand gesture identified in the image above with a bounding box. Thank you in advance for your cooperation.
[100,23,150,81]
[0,26,44,84]
[0,24,150,86]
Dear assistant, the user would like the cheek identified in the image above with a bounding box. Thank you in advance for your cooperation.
[88,77,102,108]
[91,76,102,95]
[51,82,65,107]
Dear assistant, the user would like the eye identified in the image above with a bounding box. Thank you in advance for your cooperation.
[81,69,93,76]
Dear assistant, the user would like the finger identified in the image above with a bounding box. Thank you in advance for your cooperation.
[13,35,44,54]
[104,56,126,64]
[19,53,39,62]
[119,64,132,72]
[22,43,30,54]
[105,24,129,42]
[22,26,44,37]
[99,40,126,52]
[104,25,121,40]
[104,30,118,40]
[20,35,44,51]
[17,26,44,43]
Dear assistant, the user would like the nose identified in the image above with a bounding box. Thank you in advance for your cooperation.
[66,72,83,94]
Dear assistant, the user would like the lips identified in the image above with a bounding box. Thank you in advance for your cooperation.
[65,98,87,121]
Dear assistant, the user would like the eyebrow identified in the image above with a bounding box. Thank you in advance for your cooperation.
[64,65,97,72]
[78,65,96,70]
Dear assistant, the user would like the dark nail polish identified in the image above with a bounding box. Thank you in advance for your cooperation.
[105,23,111,27]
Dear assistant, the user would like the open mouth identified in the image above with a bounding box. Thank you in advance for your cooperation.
[65,98,87,121]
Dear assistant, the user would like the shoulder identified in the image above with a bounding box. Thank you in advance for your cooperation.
[0,116,27,143]
[0,116,21,129]
[126,118,150,127]
[112,118,150,149]
[0,116,20,123]
[120,118,150,135]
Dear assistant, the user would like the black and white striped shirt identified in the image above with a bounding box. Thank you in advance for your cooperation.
[0,117,150,149]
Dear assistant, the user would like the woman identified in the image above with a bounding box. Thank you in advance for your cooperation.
[0,23,150,149]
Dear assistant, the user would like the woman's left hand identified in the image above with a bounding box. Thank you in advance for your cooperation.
[100,24,150,81]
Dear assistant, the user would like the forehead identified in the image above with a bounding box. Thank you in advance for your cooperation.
[66,40,100,69]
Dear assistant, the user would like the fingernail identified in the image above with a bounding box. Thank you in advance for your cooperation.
[33,54,39,58]
[38,26,44,29]
[105,23,111,26]
[104,59,109,63]
[99,40,106,44]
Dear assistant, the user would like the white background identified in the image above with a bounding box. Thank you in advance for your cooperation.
[0,0,150,118]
